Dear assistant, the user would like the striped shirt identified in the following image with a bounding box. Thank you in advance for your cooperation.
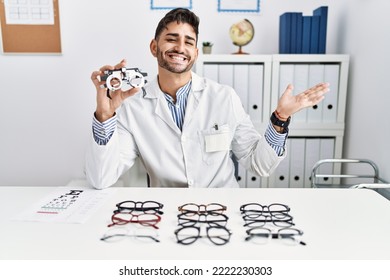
[163,81,191,131]
[92,112,117,146]
[265,124,288,156]
[92,83,287,156]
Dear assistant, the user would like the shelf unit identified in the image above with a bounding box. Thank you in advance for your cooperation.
[195,54,350,188]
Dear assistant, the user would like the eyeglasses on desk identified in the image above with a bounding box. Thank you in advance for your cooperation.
[108,211,162,228]
[178,203,227,216]
[116,200,164,215]
[245,227,306,246]
[177,212,229,227]
[174,224,232,245]
[101,225,160,243]
[240,203,290,219]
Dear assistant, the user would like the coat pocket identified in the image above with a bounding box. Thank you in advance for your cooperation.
[198,124,232,164]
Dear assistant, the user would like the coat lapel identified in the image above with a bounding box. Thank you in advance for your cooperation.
[182,73,206,130]
[143,78,181,135]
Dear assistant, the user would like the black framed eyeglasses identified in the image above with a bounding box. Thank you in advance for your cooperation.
[178,203,227,216]
[242,213,295,228]
[240,203,290,219]
[245,227,306,246]
[174,225,232,246]
[177,212,229,227]
[116,200,164,215]
[108,212,161,229]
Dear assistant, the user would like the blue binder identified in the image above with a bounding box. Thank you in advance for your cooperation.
[279,12,292,54]
[313,6,328,54]
[296,13,303,53]
[290,13,298,53]
[302,16,312,54]
[310,15,320,54]
[290,13,303,54]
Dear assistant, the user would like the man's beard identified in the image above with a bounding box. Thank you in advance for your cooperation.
[156,47,195,74]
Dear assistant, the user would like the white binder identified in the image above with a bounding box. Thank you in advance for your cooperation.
[218,64,234,87]
[323,64,340,123]
[246,171,262,188]
[319,138,335,185]
[268,140,291,188]
[279,64,294,97]
[248,64,264,125]
[304,138,321,188]
[203,64,219,81]
[236,164,247,188]
[308,64,325,122]
[293,64,309,122]
[289,138,306,188]
[233,64,249,111]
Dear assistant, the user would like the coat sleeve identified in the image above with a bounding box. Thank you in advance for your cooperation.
[230,89,286,177]
[85,110,139,189]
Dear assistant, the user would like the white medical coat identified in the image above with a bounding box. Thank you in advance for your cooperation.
[86,72,286,189]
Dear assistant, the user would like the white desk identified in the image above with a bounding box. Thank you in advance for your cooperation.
[1,186,390,260]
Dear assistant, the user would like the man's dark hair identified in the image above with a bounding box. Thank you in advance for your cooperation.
[154,8,200,42]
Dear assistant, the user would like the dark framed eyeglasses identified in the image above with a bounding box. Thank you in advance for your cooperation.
[174,225,232,246]
[108,212,161,229]
[178,203,227,216]
[240,203,290,219]
[116,200,164,214]
[245,227,306,246]
[242,212,295,228]
[177,212,229,227]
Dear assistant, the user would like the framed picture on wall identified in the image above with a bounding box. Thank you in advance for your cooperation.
[151,0,192,10]
[218,0,260,13]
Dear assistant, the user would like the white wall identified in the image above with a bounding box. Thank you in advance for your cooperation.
[0,0,387,186]
[339,0,390,183]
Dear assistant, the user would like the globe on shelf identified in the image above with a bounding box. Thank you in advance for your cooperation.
[229,19,255,54]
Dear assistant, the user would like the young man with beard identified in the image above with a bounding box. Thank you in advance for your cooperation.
[86,8,329,189]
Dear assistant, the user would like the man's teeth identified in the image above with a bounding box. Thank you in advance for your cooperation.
[170,55,186,61]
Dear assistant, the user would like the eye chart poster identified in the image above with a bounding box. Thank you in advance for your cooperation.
[4,0,55,25]
[12,187,116,224]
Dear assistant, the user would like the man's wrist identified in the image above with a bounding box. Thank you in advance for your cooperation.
[95,111,116,123]
[270,110,291,133]
[274,109,289,121]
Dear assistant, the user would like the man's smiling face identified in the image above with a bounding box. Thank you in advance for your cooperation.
[151,21,198,74]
